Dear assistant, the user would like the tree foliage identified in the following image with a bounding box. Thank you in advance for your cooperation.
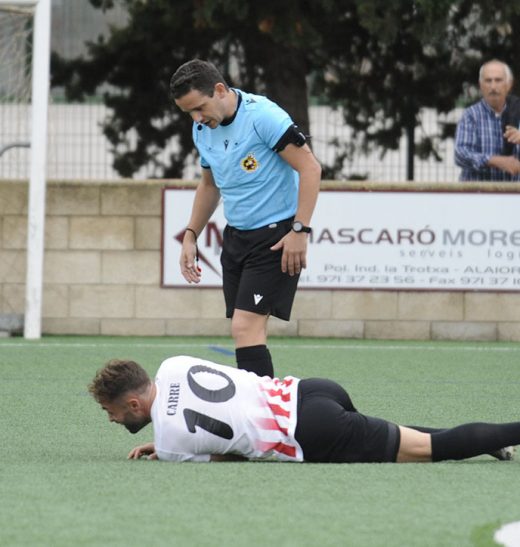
[312,0,520,178]
[51,0,520,179]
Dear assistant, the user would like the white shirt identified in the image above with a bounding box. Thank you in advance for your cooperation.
[151,356,303,462]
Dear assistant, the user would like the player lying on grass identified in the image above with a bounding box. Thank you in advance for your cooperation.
[89,356,516,463]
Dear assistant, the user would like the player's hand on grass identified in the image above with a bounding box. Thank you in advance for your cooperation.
[271,231,308,276]
[128,443,157,460]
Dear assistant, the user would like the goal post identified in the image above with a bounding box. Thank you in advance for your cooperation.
[0,0,51,339]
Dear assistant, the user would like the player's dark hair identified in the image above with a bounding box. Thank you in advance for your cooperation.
[89,359,151,402]
[170,59,228,99]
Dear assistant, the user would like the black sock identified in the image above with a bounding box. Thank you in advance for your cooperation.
[235,345,273,378]
[408,425,509,458]
[431,422,520,462]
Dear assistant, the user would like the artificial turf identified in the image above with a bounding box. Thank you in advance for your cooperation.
[1,336,519,546]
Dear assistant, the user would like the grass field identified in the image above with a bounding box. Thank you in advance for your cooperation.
[1,336,519,546]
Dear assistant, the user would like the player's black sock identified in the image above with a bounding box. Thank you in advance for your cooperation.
[408,425,511,459]
[236,345,273,378]
[431,422,520,462]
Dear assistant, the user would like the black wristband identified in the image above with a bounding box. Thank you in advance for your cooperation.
[185,227,198,239]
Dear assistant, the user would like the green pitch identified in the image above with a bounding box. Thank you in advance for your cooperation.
[1,336,519,546]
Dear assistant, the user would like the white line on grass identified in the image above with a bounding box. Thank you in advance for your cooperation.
[0,341,520,352]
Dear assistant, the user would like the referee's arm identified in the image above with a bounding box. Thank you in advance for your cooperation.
[273,144,321,275]
[281,143,321,228]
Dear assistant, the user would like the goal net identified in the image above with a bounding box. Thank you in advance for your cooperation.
[0,2,34,178]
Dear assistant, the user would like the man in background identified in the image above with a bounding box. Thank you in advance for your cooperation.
[455,59,520,181]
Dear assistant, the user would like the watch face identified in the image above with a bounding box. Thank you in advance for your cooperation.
[292,221,311,233]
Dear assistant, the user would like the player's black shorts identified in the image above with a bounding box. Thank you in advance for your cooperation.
[294,378,400,463]
[220,217,300,321]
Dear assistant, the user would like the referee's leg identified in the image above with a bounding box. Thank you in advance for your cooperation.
[232,310,273,378]
[223,219,298,378]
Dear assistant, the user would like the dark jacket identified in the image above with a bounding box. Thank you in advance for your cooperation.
[502,94,520,155]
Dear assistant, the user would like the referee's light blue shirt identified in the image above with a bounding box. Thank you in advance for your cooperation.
[193,89,298,230]
[454,98,520,181]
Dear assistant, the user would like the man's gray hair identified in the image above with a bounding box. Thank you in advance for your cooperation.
[479,60,514,83]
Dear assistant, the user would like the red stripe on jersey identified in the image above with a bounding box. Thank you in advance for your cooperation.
[261,377,293,389]
[255,417,288,436]
[256,440,296,458]
[268,402,290,418]
[260,387,291,402]
[272,378,293,388]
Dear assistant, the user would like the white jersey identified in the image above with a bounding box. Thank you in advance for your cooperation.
[151,356,303,463]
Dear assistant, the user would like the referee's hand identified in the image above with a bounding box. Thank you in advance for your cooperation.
[180,241,202,283]
[271,231,308,276]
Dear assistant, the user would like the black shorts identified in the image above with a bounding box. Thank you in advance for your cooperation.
[220,218,300,321]
[294,379,400,463]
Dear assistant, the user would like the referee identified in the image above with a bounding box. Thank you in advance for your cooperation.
[170,60,321,378]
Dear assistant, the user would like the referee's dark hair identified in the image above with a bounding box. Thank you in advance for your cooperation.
[170,59,229,100]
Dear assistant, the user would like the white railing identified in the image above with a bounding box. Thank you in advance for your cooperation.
[0,103,462,182]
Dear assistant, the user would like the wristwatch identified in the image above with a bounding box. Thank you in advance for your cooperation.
[292,220,312,234]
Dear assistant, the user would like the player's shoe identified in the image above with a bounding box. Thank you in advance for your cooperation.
[490,446,515,461]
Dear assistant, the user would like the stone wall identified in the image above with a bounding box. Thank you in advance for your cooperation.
[1,179,520,341]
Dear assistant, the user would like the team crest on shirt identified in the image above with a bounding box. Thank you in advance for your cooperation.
[241,153,259,172]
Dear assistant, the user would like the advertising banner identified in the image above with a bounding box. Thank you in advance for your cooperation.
[162,188,520,291]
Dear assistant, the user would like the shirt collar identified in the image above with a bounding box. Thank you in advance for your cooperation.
[221,89,242,126]
[481,97,506,117]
